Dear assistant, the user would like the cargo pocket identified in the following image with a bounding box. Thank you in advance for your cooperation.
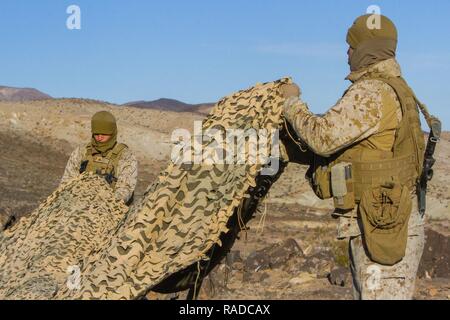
[359,182,412,266]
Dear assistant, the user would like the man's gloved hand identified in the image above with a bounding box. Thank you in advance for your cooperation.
[282,82,310,126]
[104,173,118,185]
[280,83,301,99]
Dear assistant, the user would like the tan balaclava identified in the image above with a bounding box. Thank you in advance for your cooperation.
[91,111,118,155]
[347,14,398,72]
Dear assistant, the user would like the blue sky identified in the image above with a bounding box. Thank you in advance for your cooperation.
[0,0,449,128]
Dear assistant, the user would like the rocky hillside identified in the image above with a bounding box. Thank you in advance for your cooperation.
[0,98,204,162]
[0,86,52,101]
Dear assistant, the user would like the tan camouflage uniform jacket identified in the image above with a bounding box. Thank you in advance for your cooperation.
[284,58,405,238]
[60,144,138,204]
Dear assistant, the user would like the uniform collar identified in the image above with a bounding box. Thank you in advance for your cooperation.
[346,58,402,83]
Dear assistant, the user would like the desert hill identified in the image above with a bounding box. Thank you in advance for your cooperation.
[0,86,52,101]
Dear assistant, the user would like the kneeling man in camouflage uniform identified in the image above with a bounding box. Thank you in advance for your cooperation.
[282,15,438,299]
[61,111,138,205]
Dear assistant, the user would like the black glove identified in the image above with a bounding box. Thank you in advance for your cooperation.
[104,173,118,185]
[79,160,89,174]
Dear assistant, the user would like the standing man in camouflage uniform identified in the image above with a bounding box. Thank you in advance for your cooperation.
[61,111,138,206]
[282,15,432,299]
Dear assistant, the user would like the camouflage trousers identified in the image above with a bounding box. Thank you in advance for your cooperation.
[337,200,425,300]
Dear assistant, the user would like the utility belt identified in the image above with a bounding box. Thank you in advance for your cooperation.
[308,153,417,266]
[308,153,416,210]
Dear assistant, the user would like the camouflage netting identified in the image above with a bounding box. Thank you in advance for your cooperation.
[0,173,128,299]
[0,78,292,300]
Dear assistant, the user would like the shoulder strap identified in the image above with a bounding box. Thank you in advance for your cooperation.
[85,143,91,154]
[111,143,128,156]
[105,143,129,174]
[413,97,441,136]
[361,75,438,131]
[83,143,94,161]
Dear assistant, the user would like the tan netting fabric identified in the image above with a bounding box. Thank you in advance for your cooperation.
[0,173,128,299]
